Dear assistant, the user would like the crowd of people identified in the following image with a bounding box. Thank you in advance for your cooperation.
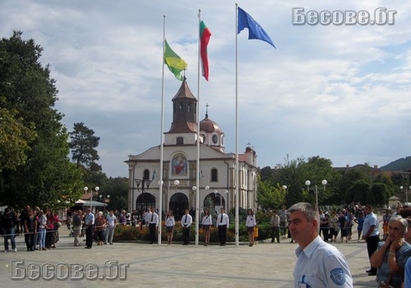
[0,205,61,252]
[286,202,411,288]
[6,202,411,287]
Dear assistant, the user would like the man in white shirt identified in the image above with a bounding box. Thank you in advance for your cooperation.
[362,204,380,276]
[181,209,192,245]
[216,207,229,246]
[288,202,353,288]
[84,208,95,249]
[148,207,159,244]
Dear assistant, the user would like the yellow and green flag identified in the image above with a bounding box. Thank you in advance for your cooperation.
[164,40,188,81]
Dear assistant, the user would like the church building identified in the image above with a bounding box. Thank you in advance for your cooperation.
[125,79,258,220]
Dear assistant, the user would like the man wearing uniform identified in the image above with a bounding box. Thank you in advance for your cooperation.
[288,202,353,288]
[216,207,229,246]
[181,209,192,245]
[148,207,159,244]
[84,208,95,249]
[362,204,380,276]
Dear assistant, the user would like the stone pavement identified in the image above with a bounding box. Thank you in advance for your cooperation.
[0,229,378,287]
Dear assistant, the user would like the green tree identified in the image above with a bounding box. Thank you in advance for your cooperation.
[256,180,285,209]
[0,31,83,208]
[69,122,100,169]
[346,180,372,205]
[0,108,36,171]
[101,177,128,211]
[371,183,388,206]
[337,168,367,204]
[299,156,340,206]
[271,155,307,207]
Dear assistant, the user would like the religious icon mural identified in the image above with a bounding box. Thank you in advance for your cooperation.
[172,153,188,176]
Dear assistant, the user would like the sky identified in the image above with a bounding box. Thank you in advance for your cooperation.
[1,0,411,178]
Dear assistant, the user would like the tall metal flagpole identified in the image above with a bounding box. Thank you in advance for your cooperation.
[195,9,202,245]
[158,15,166,245]
[234,3,239,246]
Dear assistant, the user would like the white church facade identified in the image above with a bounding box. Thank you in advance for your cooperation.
[125,79,258,220]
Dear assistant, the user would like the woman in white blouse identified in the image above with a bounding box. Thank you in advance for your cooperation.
[202,209,213,246]
[246,209,257,247]
[165,211,175,244]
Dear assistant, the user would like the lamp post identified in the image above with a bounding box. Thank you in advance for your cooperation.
[99,194,110,212]
[192,186,197,209]
[174,180,180,192]
[400,185,411,205]
[401,172,410,204]
[134,179,152,193]
[304,180,327,213]
[282,184,287,202]
[84,186,99,212]
[192,185,198,245]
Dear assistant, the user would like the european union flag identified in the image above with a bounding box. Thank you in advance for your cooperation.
[238,7,276,48]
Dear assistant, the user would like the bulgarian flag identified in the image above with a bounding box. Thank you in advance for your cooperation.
[199,19,211,81]
[164,39,188,81]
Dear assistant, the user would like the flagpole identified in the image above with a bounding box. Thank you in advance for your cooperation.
[235,3,239,247]
[158,14,166,245]
[195,9,202,246]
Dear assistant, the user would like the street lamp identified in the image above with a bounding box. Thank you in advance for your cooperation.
[135,178,152,193]
[282,185,288,205]
[401,172,410,204]
[84,186,99,211]
[192,186,197,209]
[400,185,411,205]
[174,180,180,192]
[99,194,110,212]
[305,180,327,213]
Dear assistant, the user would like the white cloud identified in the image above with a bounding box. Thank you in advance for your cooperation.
[1,0,410,176]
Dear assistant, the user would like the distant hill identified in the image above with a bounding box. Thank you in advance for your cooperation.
[380,156,411,171]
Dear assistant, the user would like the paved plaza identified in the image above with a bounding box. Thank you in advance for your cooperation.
[0,229,379,288]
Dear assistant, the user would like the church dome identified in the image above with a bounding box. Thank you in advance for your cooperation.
[199,112,225,152]
[200,113,222,134]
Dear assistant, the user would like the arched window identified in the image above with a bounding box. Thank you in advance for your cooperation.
[211,168,218,182]
[143,169,150,180]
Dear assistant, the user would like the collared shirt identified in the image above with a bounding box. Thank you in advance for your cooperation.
[85,212,95,226]
[246,215,256,227]
[270,214,280,227]
[293,236,353,288]
[376,240,411,287]
[202,215,212,225]
[216,213,229,226]
[165,216,175,227]
[106,214,116,227]
[149,212,159,227]
[362,212,379,237]
[181,214,192,227]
